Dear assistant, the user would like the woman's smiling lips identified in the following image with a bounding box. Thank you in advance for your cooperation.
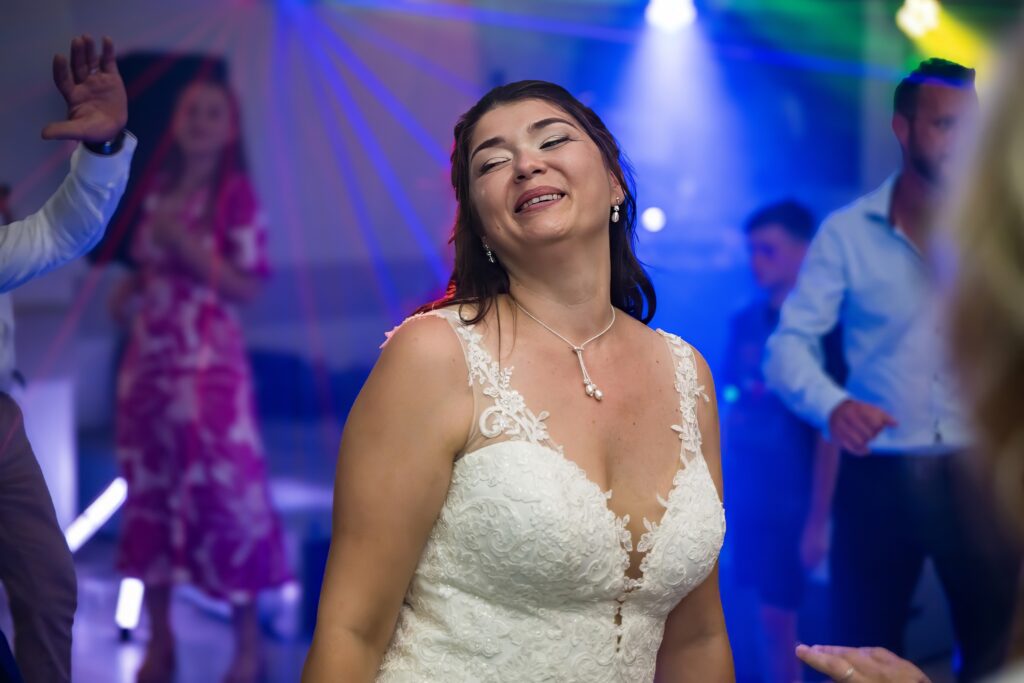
[514,186,567,214]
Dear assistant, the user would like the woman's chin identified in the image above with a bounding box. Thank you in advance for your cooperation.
[515,221,574,243]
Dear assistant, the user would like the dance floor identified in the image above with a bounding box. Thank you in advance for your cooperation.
[0,419,959,682]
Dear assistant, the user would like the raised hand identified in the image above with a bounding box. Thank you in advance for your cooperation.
[42,35,128,144]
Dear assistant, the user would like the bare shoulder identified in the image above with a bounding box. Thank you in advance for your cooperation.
[632,320,716,389]
[616,312,667,349]
[378,312,466,381]
[365,312,473,425]
[349,311,472,458]
[687,344,716,398]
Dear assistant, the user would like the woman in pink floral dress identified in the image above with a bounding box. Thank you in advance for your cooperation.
[110,79,290,683]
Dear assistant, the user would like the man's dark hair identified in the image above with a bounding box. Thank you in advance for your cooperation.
[0,184,9,199]
[894,58,975,118]
[744,200,816,242]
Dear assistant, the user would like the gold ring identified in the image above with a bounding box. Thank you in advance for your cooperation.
[839,666,856,681]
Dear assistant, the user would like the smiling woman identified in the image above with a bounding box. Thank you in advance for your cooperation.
[419,80,655,326]
[302,80,733,683]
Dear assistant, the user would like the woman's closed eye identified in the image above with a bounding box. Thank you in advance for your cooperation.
[478,136,573,174]
[479,157,509,174]
[541,135,571,149]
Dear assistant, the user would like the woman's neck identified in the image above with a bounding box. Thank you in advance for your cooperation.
[178,154,220,192]
[505,238,614,343]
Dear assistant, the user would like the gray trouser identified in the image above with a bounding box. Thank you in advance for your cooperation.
[0,393,76,683]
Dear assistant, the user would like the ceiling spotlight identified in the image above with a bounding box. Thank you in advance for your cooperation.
[896,0,940,38]
[645,0,697,33]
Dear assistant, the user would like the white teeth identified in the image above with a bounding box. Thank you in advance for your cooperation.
[519,193,564,211]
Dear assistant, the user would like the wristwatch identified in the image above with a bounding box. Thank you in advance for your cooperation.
[84,129,128,156]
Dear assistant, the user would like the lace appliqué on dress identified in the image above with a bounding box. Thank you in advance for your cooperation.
[376,312,725,683]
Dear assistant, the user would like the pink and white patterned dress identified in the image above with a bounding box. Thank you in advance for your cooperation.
[115,174,291,602]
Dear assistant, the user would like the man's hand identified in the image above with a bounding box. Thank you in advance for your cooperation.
[796,644,931,683]
[827,399,897,455]
[42,35,127,144]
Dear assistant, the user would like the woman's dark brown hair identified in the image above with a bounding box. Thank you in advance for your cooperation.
[416,80,656,325]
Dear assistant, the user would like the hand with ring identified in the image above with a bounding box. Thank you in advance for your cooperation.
[796,644,932,683]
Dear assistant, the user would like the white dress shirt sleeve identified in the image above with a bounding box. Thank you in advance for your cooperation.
[0,133,137,293]
[764,215,850,431]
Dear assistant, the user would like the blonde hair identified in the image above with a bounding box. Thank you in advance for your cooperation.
[948,32,1024,527]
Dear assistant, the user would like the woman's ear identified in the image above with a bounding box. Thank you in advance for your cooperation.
[609,172,623,203]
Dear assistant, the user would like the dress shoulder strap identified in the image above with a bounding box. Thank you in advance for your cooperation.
[381,307,500,455]
[381,307,480,383]
[382,307,558,457]
[657,330,710,467]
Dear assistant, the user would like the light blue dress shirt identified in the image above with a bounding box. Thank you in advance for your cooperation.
[763,175,969,454]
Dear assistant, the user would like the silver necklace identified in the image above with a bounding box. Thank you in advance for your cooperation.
[513,299,616,401]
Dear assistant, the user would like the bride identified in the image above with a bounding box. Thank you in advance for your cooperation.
[302,80,732,682]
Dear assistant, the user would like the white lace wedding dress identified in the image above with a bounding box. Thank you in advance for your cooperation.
[376,308,726,682]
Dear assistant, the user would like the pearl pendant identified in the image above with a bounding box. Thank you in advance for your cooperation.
[513,302,615,406]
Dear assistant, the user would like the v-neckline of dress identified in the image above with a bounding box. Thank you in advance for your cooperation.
[452,318,702,595]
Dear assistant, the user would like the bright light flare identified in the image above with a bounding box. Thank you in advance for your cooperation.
[645,0,697,33]
[64,477,127,553]
[641,207,667,232]
[115,578,145,630]
[898,2,992,92]
[896,0,941,38]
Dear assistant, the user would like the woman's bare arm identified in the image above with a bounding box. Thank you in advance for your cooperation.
[302,315,472,682]
[655,348,734,682]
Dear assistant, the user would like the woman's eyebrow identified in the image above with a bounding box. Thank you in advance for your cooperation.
[528,117,577,133]
[470,135,505,162]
